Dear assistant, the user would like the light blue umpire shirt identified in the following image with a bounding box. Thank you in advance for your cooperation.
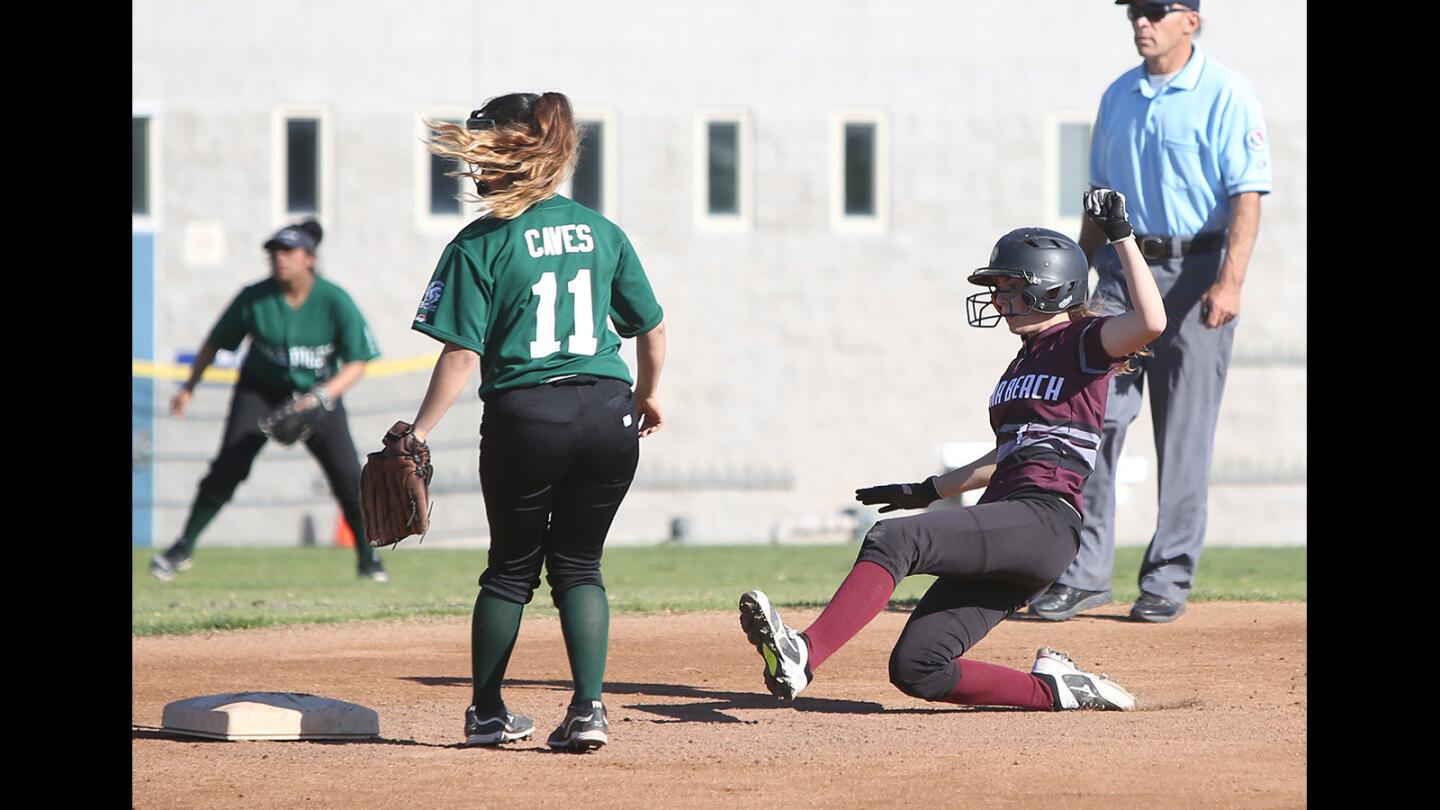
[1089,45,1272,239]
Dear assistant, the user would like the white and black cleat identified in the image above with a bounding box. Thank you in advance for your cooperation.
[739,590,812,703]
[148,544,193,582]
[462,705,535,746]
[547,700,609,753]
[1031,647,1137,711]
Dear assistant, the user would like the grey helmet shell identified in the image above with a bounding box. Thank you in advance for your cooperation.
[965,227,1089,328]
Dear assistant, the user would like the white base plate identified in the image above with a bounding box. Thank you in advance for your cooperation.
[161,692,379,741]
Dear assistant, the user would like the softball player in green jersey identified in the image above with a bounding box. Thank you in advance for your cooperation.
[402,92,666,752]
[152,219,388,582]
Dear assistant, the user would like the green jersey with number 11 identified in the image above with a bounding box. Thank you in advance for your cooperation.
[412,195,664,399]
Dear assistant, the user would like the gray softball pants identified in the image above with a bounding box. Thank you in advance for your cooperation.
[857,494,1081,701]
[1060,247,1236,603]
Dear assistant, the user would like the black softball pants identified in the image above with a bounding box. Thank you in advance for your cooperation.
[195,378,370,551]
[856,495,1082,701]
[476,376,640,605]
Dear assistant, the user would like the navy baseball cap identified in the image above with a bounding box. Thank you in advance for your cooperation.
[263,225,318,253]
[1115,0,1199,8]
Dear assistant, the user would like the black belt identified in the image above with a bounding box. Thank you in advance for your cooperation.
[1134,231,1225,261]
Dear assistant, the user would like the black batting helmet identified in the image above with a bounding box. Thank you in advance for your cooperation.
[965,228,1089,328]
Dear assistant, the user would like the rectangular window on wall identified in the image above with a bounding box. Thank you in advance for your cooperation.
[1045,112,1093,232]
[132,117,149,217]
[430,154,463,215]
[707,122,740,215]
[415,110,472,230]
[572,121,604,213]
[695,110,750,230]
[832,113,886,232]
[1056,122,1091,220]
[429,119,464,216]
[843,123,876,216]
[286,118,320,214]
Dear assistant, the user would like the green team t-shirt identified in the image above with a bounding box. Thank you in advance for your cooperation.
[208,276,381,392]
[412,195,664,399]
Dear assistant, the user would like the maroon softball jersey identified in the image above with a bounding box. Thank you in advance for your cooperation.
[977,316,1128,517]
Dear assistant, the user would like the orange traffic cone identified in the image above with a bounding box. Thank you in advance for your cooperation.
[335,512,356,548]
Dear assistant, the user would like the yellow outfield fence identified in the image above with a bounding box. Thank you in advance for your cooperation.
[131,353,441,383]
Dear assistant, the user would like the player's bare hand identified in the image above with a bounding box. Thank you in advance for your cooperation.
[1083,188,1133,243]
[1200,282,1240,329]
[170,387,193,418]
[637,396,663,438]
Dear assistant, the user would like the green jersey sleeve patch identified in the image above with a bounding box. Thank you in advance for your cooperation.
[412,243,491,352]
[415,280,445,323]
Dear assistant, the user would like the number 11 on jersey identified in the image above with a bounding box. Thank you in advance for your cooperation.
[530,269,598,359]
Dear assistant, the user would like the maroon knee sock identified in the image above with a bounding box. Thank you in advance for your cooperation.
[802,561,897,671]
[945,658,1056,710]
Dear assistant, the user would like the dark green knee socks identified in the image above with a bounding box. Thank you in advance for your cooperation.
[557,584,609,705]
[342,505,377,564]
[470,584,610,712]
[176,495,224,553]
[470,590,524,713]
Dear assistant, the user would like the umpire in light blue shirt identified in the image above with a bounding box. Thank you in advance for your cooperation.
[1028,0,1271,624]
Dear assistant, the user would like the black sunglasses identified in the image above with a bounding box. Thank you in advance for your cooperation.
[466,111,497,131]
[1127,4,1190,23]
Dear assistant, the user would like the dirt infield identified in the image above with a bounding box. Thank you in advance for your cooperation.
[133,602,1305,808]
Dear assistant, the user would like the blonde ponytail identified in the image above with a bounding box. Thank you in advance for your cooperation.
[426,91,581,220]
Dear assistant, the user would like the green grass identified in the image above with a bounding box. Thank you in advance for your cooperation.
[133,545,1305,637]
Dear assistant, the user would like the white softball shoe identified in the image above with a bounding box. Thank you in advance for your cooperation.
[739,590,811,703]
[1031,647,1137,711]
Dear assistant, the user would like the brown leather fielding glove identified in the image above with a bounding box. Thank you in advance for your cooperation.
[359,421,433,547]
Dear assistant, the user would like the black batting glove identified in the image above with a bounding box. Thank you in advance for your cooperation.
[1084,188,1133,243]
[855,477,942,513]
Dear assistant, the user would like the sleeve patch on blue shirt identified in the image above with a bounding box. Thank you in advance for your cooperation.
[1246,128,1267,151]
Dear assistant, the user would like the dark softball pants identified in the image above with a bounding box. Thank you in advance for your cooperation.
[856,495,1081,701]
[476,376,640,605]
[194,378,371,556]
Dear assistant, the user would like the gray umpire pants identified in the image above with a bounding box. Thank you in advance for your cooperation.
[1057,246,1236,604]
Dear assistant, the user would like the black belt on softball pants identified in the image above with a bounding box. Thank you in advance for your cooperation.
[476,376,640,605]
[855,493,1082,702]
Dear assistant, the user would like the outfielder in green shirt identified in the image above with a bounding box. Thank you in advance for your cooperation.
[209,274,380,394]
[151,219,389,582]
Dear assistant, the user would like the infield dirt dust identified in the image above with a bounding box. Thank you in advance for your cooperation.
[133,602,1305,808]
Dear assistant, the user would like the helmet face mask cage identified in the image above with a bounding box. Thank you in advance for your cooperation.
[965,228,1090,329]
[966,285,1011,328]
[965,274,1083,328]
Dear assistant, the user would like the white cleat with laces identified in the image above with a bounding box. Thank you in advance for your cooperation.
[1031,647,1137,711]
[739,590,812,703]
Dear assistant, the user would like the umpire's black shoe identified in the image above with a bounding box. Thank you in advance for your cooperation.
[1130,592,1186,623]
[462,705,534,746]
[1027,584,1112,621]
[546,700,609,753]
[148,543,193,582]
